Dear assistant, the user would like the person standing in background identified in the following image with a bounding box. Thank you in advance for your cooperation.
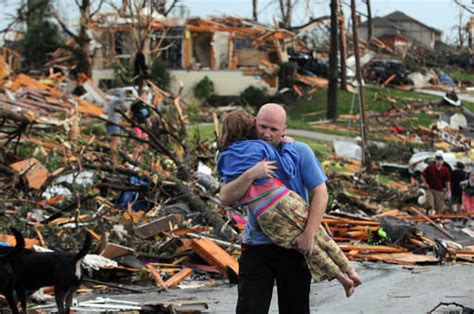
[450,161,466,213]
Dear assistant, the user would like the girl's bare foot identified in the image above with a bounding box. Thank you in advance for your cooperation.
[336,272,355,298]
[348,269,362,287]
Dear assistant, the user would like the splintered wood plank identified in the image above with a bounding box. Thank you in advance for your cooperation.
[100,243,136,259]
[323,218,381,226]
[9,158,49,189]
[164,268,193,289]
[9,74,62,97]
[76,98,104,117]
[0,233,39,249]
[338,244,407,253]
[146,263,168,291]
[385,181,409,192]
[408,207,455,240]
[191,238,239,276]
[354,252,438,265]
[136,214,183,239]
[47,214,90,225]
[172,226,213,235]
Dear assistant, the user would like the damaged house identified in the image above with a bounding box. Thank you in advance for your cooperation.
[89,15,314,99]
[358,11,442,54]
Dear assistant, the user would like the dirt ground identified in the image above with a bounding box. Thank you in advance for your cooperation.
[72,261,473,313]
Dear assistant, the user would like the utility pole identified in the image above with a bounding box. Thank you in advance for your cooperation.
[338,0,348,91]
[468,17,473,49]
[327,0,339,120]
[365,0,373,40]
[253,0,258,21]
[350,0,370,171]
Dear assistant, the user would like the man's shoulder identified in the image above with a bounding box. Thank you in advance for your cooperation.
[293,141,313,153]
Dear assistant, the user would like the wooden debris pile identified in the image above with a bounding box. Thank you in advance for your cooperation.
[323,158,474,266]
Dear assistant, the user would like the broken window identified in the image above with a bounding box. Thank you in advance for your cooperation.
[191,32,212,69]
[151,27,185,69]
[114,31,125,55]
[234,37,252,51]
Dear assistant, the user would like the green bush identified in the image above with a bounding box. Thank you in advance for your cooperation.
[239,86,269,108]
[150,59,171,89]
[207,95,240,107]
[193,76,215,100]
[186,99,200,123]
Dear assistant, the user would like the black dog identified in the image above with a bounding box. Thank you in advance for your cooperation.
[10,229,92,314]
[0,227,24,313]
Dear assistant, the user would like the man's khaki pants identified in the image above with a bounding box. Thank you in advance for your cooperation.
[426,189,445,214]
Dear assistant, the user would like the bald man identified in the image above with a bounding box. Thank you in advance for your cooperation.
[220,103,328,314]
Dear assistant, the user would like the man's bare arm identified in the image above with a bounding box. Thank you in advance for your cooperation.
[294,183,329,255]
[219,160,277,206]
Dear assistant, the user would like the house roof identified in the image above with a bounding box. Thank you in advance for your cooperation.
[378,33,409,43]
[383,11,442,35]
[359,16,402,30]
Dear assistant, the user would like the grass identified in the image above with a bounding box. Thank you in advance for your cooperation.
[285,86,474,146]
[445,69,474,83]
[292,136,332,159]
[187,124,216,141]
[286,86,443,128]
[376,174,392,185]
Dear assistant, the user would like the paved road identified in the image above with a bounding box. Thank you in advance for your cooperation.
[286,128,358,143]
[416,89,474,104]
[74,262,474,313]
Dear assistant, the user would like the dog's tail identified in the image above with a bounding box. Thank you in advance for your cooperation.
[75,232,92,262]
[1,227,25,259]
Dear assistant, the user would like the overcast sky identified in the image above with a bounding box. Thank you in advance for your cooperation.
[1,0,472,43]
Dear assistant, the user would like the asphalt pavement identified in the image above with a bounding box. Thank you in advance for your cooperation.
[72,261,474,313]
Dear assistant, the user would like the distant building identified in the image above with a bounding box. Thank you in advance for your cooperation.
[88,15,315,98]
[359,11,442,50]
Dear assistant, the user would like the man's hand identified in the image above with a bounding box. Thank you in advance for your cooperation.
[282,135,294,143]
[248,159,277,179]
[293,231,314,256]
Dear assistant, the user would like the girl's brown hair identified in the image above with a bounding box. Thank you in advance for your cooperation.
[217,110,256,150]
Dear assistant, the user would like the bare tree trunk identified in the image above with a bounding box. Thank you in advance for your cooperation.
[338,1,348,91]
[53,0,101,77]
[79,0,92,77]
[279,0,293,28]
[351,0,370,171]
[458,8,464,48]
[120,0,129,14]
[468,22,473,49]
[253,0,258,21]
[285,0,292,28]
[327,0,338,121]
[365,0,372,40]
